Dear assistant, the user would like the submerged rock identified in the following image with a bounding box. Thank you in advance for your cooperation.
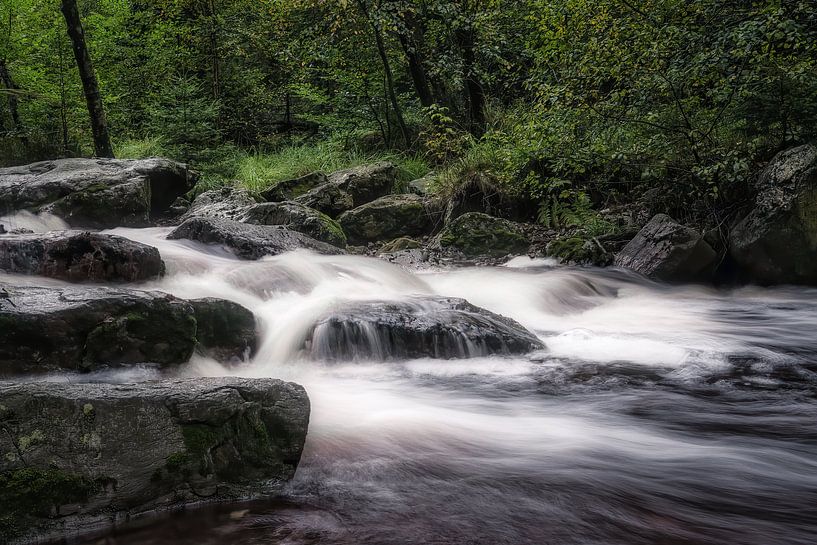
[0,285,256,374]
[167,216,344,259]
[614,214,717,282]
[241,201,347,248]
[304,296,544,361]
[0,158,196,228]
[0,377,309,543]
[294,162,396,217]
[436,212,530,258]
[0,231,164,282]
[338,194,442,245]
[729,144,817,285]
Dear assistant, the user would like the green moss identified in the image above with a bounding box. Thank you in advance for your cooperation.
[438,212,529,258]
[18,429,44,452]
[165,451,191,472]
[0,468,97,538]
[181,424,221,456]
[82,403,95,417]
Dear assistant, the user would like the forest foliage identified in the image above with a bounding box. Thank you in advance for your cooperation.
[1,0,816,223]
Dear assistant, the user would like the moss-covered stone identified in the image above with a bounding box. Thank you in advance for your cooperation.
[338,194,441,245]
[436,212,529,258]
[240,201,347,248]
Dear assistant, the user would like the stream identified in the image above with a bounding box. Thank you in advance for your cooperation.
[21,226,812,545]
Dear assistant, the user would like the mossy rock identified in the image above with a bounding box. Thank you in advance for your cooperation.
[240,201,347,248]
[436,212,529,258]
[260,172,328,202]
[338,194,440,245]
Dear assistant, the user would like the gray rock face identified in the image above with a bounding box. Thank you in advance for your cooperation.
[0,377,310,543]
[0,158,196,228]
[0,284,257,374]
[615,214,717,282]
[189,298,257,362]
[0,231,164,282]
[436,212,530,258]
[241,201,347,248]
[729,144,817,285]
[260,172,328,202]
[294,162,396,217]
[167,216,344,259]
[338,194,442,245]
[180,186,257,222]
[305,296,544,361]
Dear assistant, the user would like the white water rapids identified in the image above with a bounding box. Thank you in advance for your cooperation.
[17,225,811,545]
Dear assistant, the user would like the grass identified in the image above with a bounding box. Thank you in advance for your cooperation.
[116,136,431,195]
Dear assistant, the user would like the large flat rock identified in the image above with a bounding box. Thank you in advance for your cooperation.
[0,231,164,282]
[0,158,196,228]
[0,284,257,374]
[0,377,309,543]
[167,216,344,259]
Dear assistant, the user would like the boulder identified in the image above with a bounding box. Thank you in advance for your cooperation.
[180,186,257,222]
[304,296,544,361]
[0,231,164,282]
[0,284,257,374]
[444,172,535,223]
[407,172,435,196]
[436,212,530,258]
[0,158,196,228]
[729,144,817,285]
[0,377,309,543]
[379,237,423,254]
[189,298,257,362]
[167,216,344,259]
[338,194,442,245]
[240,201,347,248]
[294,162,396,217]
[614,214,717,282]
[260,172,328,202]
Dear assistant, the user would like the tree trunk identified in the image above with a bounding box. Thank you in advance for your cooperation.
[373,25,410,146]
[60,0,114,158]
[396,13,434,108]
[0,59,27,145]
[455,26,486,136]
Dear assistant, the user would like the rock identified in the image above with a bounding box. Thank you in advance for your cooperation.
[189,298,257,362]
[304,296,544,361]
[260,172,328,202]
[407,172,435,196]
[240,201,347,248]
[0,231,164,282]
[180,186,256,222]
[0,158,197,228]
[294,162,396,217]
[614,214,717,282]
[167,216,344,259]
[0,224,5,234]
[0,284,257,374]
[436,212,530,258]
[729,144,817,285]
[0,377,309,543]
[293,180,355,218]
[338,194,442,245]
[444,172,535,223]
[379,237,422,254]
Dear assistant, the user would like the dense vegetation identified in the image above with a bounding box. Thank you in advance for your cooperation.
[1,0,816,228]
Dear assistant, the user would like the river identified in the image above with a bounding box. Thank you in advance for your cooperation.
[42,226,816,545]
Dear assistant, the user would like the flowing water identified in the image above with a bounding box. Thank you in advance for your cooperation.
[26,226,814,545]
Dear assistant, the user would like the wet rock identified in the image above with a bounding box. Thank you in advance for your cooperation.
[436,212,530,258]
[729,144,817,285]
[294,162,396,217]
[0,231,164,282]
[379,237,423,254]
[168,216,344,259]
[614,214,717,282]
[0,158,196,228]
[338,194,442,245]
[240,201,347,248]
[0,377,309,543]
[305,296,544,361]
[0,284,256,374]
[261,172,328,202]
[180,186,256,222]
[189,298,257,362]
